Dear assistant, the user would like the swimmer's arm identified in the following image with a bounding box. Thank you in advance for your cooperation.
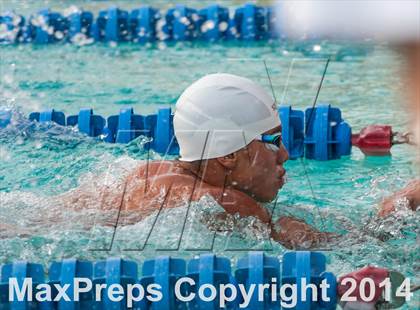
[210,189,335,249]
[270,216,337,249]
[220,193,337,249]
[378,179,420,217]
[217,203,335,249]
[207,188,272,223]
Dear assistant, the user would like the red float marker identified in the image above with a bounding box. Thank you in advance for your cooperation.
[351,125,413,156]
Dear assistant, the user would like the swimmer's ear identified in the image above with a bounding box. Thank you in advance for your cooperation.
[216,153,237,170]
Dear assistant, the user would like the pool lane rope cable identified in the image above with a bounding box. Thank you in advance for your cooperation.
[263,59,278,105]
[301,58,331,232]
[305,58,331,134]
[264,58,331,233]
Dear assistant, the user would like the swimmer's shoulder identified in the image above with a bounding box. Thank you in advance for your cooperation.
[127,161,203,193]
[127,161,187,184]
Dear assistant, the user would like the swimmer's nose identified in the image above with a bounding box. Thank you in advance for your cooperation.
[277,143,289,164]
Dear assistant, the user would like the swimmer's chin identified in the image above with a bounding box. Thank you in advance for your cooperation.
[251,189,281,203]
[262,179,285,202]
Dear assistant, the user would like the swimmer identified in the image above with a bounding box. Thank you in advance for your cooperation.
[64,73,335,249]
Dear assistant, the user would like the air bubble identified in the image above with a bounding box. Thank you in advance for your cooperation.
[191,13,199,22]
[3,75,13,84]
[218,21,228,32]
[12,15,22,26]
[180,16,190,26]
[0,147,11,161]
[71,33,94,46]
[158,42,167,50]
[201,20,215,33]
[16,137,24,145]
[313,44,322,52]
[54,31,64,40]
[34,141,43,149]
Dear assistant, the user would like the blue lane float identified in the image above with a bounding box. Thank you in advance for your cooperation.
[304,105,351,161]
[29,109,66,126]
[130,6,160,43]
[153,108,179,155]
[67,108,106,137]
[280,105,351,160]
[234,3,268,41]
[93,7,130,43]
[8,105,353,160]
[279,106,305,159]
[68,9,94,42]
[0,251,340,310]
[282,251,337,310]
[0,3,279,44]
[94,258,138,309]
[0,261,45,309]
[48,259,94,309]
[235,252,280,309]
[106,108,144,143]
[141,256,187,309]
[164,5,199,41]
[102,108,179,155]
[30,9,68,44]
[187,253,237,309]
[198,5,230,42]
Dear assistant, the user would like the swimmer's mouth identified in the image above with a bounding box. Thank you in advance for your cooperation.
[278,168,286,178]
[277,170,286,185]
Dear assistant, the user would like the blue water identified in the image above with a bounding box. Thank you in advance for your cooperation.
[0,2,419,308]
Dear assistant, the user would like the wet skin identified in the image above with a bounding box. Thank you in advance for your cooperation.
[379,179,420,216]
[106,125,335,249]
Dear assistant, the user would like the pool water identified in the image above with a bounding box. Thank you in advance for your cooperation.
[0,6,419,309]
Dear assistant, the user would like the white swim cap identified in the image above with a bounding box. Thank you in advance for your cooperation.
[174,73,280,162]
[277,0,420,42]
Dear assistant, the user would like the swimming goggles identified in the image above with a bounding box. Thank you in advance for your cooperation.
[255,133,283,152]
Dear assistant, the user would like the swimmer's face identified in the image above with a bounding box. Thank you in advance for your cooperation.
[227,125,289,202]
